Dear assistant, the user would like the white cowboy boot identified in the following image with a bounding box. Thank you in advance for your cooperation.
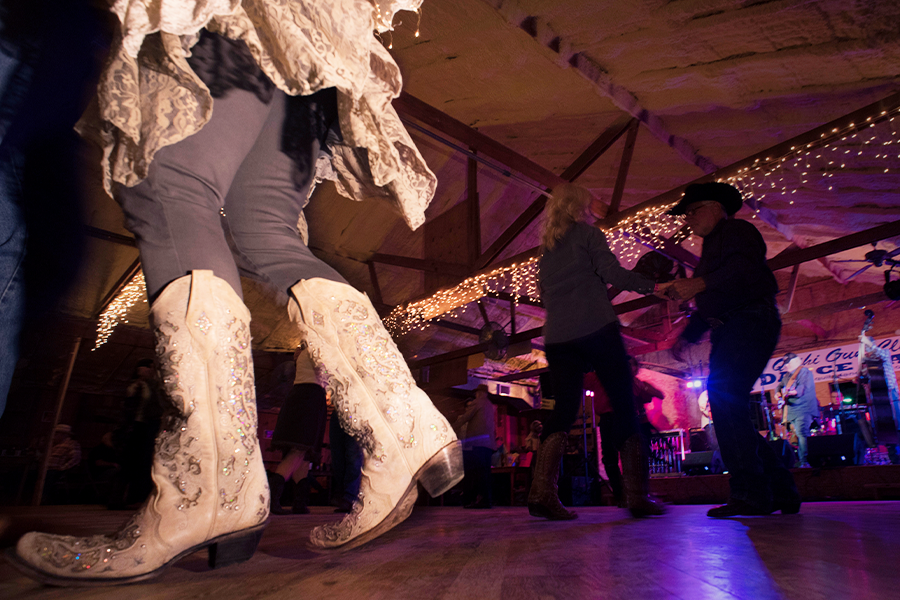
[9,271,269,585]
[289,278,463,550]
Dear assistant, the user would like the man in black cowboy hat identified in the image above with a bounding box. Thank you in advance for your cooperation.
[662,182,800,517]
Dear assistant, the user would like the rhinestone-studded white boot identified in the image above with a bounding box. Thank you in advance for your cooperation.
[9,271,269,585]
[289,278,463,550]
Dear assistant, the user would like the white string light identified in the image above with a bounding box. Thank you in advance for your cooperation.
[94,106,900,345]
[725,106,900,217]
[93,271,148,350]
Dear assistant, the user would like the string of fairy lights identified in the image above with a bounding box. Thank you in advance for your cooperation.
[383,104,900,337]
[93,271,147,350]
[725,108,900,212]
[92,104,900,348]
[381,205,684,337]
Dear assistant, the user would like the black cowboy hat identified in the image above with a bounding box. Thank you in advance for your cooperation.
[668,182,743,216]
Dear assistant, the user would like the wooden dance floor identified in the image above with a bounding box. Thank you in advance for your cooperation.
[1,502,899,599]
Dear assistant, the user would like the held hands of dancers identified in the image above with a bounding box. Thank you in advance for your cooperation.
[654,278,706,301]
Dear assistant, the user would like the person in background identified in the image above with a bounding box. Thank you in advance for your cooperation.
[109,358,163,509]
[453,385,497,509]
[696,390,719,452]
[328,398,363,514]
[663,182,800,517]
[630,356,664,441]
[858,334,900,464]
[775,352,819,468]
[42,424,81,504]
[534,183,666,521]
[267,343,328,515]
[491,436,506,468]
[520,420,542,467]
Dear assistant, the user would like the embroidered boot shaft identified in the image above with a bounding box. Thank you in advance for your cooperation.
[289,278,462,550]
[10,271,269,585]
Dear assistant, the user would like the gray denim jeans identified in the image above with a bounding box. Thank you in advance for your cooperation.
[116,87,345,301]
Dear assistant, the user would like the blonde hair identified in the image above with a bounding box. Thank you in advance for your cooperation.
[540,183,594,251]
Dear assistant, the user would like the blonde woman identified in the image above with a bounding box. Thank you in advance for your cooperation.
[531,184,666,520]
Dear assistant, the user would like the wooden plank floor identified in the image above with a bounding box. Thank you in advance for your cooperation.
[1,502,899,599]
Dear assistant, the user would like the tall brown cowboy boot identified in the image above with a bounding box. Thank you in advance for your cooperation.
[9,271,269,585]
[527,431,577,520]
[621,433,667,517]
[289,278,463,550]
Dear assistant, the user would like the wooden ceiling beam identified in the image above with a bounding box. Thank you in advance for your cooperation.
[607,119,640,216]
[782,264,801,313]
[432,319,481,336]
[601,90,900,229]
[394,92,566,190]
[467,154,481,267]
[85,225,136,247]
[780,291,889,324]
[369,253,469,277]
[620,326,671,343]
[311,243,470,276]
[473,115,635,270]
[495,367,549,382]
[767,219,900,272]
[367,261,384,307]
[492,4,718,174]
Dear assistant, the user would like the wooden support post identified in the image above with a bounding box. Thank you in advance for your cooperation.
[477,300,491,326]
[467,154,481,267]
[368,261,384,307]
[509,297,517,336]
[607,119,639,216]
[474,115,634,270]
[783,264,801,313]
[33,336,82,506]
[433,320,482,336]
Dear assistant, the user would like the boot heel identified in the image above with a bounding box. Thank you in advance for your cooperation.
[207,524,267,569]
[416,441,464,498]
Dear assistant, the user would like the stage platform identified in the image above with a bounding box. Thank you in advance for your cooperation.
[2,500,899,599]
[648,465,900,505]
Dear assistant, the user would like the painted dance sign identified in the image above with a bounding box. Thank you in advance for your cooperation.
[753,335,900,392]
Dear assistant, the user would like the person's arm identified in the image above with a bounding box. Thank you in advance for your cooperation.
[586,227,656,294]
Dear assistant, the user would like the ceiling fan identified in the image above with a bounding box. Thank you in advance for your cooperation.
[479,321,509,361]
[830,244,900,280]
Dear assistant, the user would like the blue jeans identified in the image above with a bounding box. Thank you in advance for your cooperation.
[707,305,798,509]
[544,322,639,449]
[0,151,26,417]
[788,413,813,465]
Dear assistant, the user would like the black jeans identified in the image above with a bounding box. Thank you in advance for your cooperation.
[329,414,362,505]
[597,413,623,499]
[467,446,494,505]
[544,322,638,449]
[707,305,798,509]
